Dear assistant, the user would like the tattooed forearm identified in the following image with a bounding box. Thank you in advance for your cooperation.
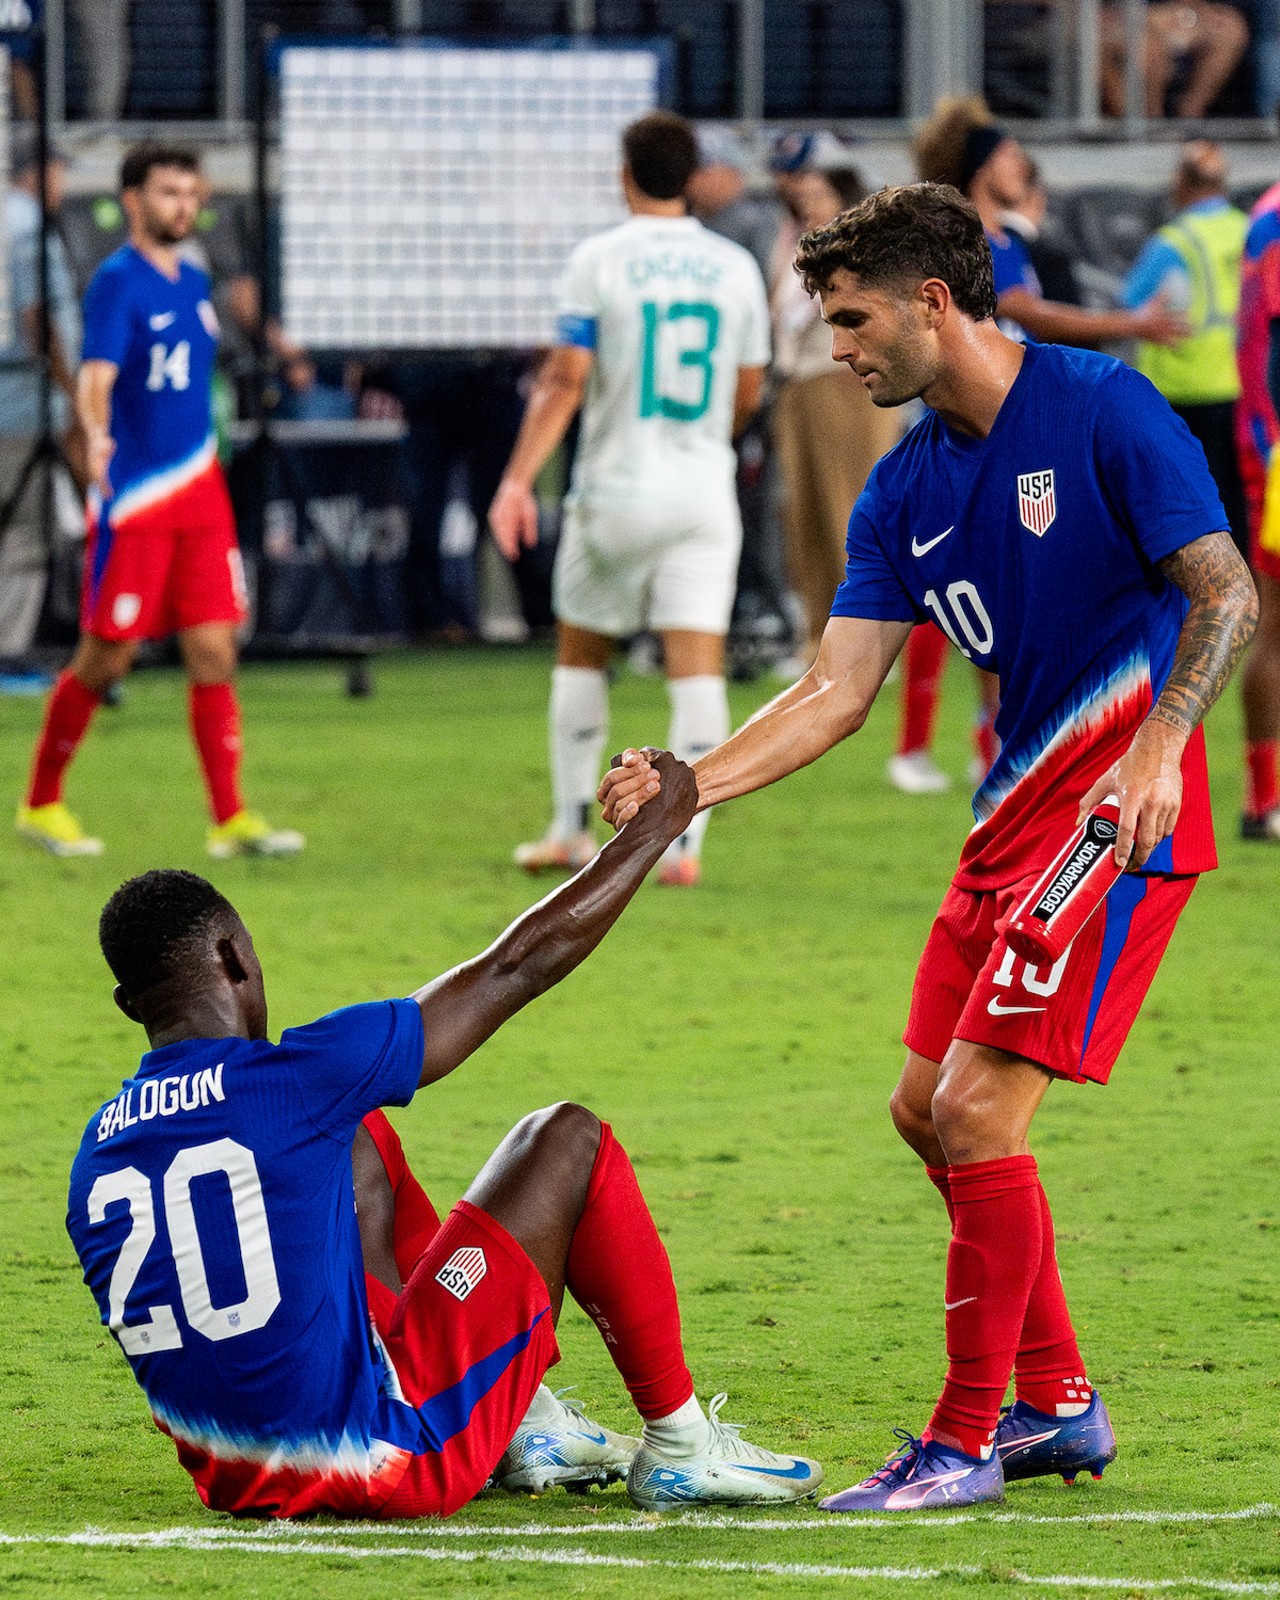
[1152,532,1258,739]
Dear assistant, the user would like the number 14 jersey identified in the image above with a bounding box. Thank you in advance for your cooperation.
[832,343,1225,890]
[555,214,770,509]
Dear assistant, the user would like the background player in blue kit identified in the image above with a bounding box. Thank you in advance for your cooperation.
[601,184,1257,1513]
[18,143,301,860]
[66,754,821,1518]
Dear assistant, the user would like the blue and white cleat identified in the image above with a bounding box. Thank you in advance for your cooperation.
[821,1430,1005,1513]
[494,1387,640,1493]
[996,1391,1117,1484]
[627,1393,823,1508]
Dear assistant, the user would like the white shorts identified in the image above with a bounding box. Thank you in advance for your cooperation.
[553,492,742,637]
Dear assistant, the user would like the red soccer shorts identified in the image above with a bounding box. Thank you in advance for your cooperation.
[904,869,1197,1085]
[1237,442,1280,583]
[367,1201,559,1519]
[83,460,248,640]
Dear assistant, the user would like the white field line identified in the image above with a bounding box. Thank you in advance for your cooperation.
[1,1528,1279,1594]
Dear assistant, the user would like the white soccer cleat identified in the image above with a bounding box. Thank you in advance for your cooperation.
[887,751,952,795]
[627,1393,823,1509]
[494,1387,640,1494]
[512,832,596,873]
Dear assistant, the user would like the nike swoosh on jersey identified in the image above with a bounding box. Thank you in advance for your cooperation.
[944,1295,978,1310]
[911,525,954,556]
[986,998,1046,1016]
[149,312,177,330]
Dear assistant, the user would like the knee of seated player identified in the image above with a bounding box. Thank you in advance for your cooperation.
[508,1101,602,1174]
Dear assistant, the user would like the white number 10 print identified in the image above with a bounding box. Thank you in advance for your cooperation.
[87,1138,281,1354]
[923,580,995,659]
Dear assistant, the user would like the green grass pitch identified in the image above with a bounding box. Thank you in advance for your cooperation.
[2,647,1278,1599]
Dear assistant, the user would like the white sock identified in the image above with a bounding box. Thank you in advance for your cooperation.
[666,675,729,859]
[518,1383,563,1427]
[549,666,608,841]
[642,1393,710,1458]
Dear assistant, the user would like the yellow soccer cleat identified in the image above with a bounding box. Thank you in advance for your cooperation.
[207,810,305,859]
[16,802,104,857]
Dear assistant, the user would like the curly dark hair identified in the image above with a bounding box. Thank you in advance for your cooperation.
[794,183,997,322]
[100,869,239,1000]
[622,111,699,202]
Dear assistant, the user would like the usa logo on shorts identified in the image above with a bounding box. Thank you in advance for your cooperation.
[1017,469,1056,537]
[435,1246,487,1301]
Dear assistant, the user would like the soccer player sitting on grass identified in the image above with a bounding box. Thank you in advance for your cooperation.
[601,184,1258,1512]
[65,755,822,1519]
[18,142,301,861]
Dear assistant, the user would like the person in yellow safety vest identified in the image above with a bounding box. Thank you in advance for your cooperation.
[1123,140,1249,559]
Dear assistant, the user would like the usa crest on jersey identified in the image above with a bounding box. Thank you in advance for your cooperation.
[1017,469,1056,536]
[435,1246,487,1301]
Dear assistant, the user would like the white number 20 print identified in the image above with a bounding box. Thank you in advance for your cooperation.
[87,1138,281,1354]
[923,580,995,660]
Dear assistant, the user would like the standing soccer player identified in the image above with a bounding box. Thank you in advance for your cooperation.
[18,143,302,859]
[601,184,1257,1510]
[489,111,769,887]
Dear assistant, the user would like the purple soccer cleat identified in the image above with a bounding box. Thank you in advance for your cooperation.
[996,1391,1117,1484]
[820,1430,1005,1513]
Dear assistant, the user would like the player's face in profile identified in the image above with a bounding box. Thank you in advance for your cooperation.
[135,166,202,246]
[819,269,939,408]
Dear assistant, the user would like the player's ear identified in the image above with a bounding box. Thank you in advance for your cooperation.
[216,934,250,986]
[918,277,950,325]
[112,984,142,1024]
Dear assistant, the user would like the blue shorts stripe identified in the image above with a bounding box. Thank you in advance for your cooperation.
[1080,874,1148,1064]
[88,518,115,609]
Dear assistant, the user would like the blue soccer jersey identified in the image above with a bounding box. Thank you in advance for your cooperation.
[832,342,1224,889]
[81,245,220,520]
[66,1000,431,1516]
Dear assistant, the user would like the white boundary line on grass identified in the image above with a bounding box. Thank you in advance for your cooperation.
[2,1529,1280,1594]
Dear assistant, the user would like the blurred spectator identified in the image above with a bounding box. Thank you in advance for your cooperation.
[998,159,1084,307]
[1123,140,1248,555]
[771,165,902,671]
[687,128,780,283]
[68,0,131,122]
[1100,1,1249,118]
[0,127,84,674]
[915,97,1187,347]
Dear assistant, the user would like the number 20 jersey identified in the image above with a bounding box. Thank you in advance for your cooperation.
[831,342,1225,890]
[81,244,220,522]
[555,214,770,509]
[66,1001,425,1516]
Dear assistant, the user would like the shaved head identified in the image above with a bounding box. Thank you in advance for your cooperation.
[99,870,242,1003]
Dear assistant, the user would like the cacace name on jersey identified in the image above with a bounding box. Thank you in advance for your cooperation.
[556,215,770,506]
[82,245,221,526]
[832,342,1226,889]
[65,1000,442,1517]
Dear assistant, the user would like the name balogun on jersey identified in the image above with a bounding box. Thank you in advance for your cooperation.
[96,1064,226,1142]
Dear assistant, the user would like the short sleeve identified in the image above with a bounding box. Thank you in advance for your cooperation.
[82,265,134,367]
[282,998,423,1143]
[737,258,772,368]
[1093,365,1229,565]
[829,471,920,623]
[1121,235,1185,310]
[555,241,600,350]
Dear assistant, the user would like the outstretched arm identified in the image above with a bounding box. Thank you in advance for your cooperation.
[600,614,912,825]
[488,345,593,559]
[412,751,697,1086]
[1078,530,1257,867]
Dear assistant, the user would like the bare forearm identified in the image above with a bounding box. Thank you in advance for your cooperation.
[1150,534,1258,744]
[1001,291,1134,348]
[503,368,584,489]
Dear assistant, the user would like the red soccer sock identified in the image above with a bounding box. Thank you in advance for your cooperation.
[566,1122,695,1421]
[1245,740,1279,819]
[1013,1182,1091,1416]
[898,624,949,755]
[189,681,245,825]
[926,1164,955,1225]
[926,1155,1042,1460]
[26,671,102,808]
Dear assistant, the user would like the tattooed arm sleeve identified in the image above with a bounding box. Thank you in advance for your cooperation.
[1151,532,1258,741]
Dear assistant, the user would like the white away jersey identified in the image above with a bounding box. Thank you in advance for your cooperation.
[555,215,770,506]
